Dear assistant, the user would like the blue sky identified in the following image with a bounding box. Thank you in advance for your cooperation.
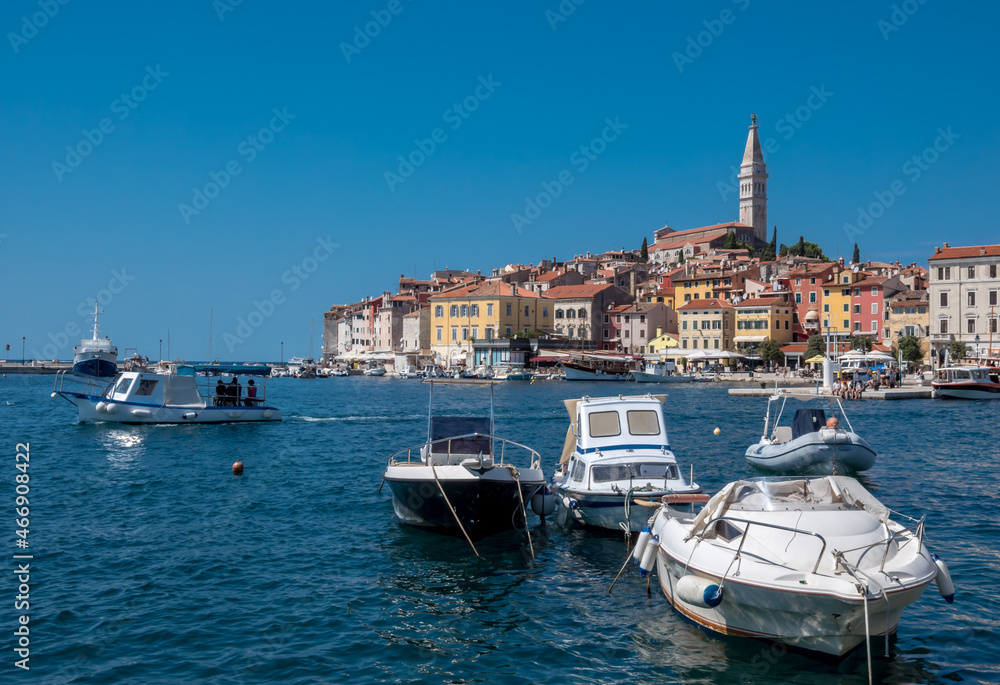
[1,1,997,361]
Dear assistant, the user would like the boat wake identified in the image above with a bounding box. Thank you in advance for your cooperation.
[292,414,423,423]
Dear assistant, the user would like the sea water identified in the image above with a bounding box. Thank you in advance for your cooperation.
[2,375,996,684]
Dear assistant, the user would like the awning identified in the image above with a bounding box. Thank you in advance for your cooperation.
[734,335,768,342]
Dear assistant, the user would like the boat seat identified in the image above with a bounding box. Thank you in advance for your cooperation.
[771,426,793,444]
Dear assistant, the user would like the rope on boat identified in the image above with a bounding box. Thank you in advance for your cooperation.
[430,462,479,557]
[501,464,534,560]
[835,551,876,685]
[862,589,873,685]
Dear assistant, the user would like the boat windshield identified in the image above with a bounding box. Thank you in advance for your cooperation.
[591,463,678,483]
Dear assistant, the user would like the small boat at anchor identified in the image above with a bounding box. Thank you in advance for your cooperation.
[634,476,954,658]
[381,380,546,542]
[550,393,701,532]
[931,365,1000,399]
[630,360,697,383]
[52,361,281,424]
[745,390,876,475]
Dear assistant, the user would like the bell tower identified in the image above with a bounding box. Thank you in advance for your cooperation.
[738,113,768,243]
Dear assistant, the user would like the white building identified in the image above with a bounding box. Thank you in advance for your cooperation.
[928,243,1000,365]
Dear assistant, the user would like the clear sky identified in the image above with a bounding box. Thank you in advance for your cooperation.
[1,1,997,362]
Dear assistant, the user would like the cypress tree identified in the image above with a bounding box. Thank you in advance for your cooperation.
[640,237,648,261]
[852,243,860,264]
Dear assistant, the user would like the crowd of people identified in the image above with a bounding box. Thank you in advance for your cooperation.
[831,367,904,399]
[214,377,259,406]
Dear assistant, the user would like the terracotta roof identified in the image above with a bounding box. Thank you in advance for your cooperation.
[735,297,787,308]
[677,298,733,311]
[535,271,564,282]
[541,284,615,299]
[429,282,538,300]
[851,276,892,288]
[656,222,751,239]
[929,244,1000,261]
[780,344,808,353]
[890,290,929,304]
[651,230,728,251]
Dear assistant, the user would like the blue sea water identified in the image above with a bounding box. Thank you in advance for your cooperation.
[2,374,998,684]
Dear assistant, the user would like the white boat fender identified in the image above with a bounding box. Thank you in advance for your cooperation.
[932,554,955,603]
[530,490,556,517]
[130,408,153,418]
[105,403,118,414]
[182,412,197,420]
[262,409,273,419]
[562,496,579,511]
[639,534,659,577]
[676,575,724,608]
[632,526,652,565]
[95,401,107,412]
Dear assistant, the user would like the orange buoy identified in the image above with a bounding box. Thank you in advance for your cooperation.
[232,459,244,475]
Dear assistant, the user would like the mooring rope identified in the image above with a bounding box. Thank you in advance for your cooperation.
[431,462,479,557]
[502,464,534,560]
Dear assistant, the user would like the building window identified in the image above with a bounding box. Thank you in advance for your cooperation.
[542,306,549,318]
[968,266,975,279]
[940,292,948,307]
[918,306,926,314]
[471,304,479,317]
[809,292,817,303]
[940,319,948,334]
[991,291,998,306]
[824,289,830,297]
[450,305,458,317]
[854,321,861,332]
[460,304,468,317]
[871,303,878,314]
[992,318,998,334]
[991,265,997,279]
[435,305,443,317]
[556,309,564,319]
[854,304,861,314]
[795,293,802,303]
[506,326,512,336]
[843,319,849,329]
[714,339,720,349]
[692,339,698,349]
[604,314,610,323]
[638,328,644,338]
[795,278,801,286]
[568,326,575,338]
[823,318,829,328]
[566,309,575,319]
[682,321,688,330]
[624,330,630,339]
[967,319,975,334]
[524,305,530,317]
[968,291,976,306]
[810,277,816,285]
[436,326,442,341]
[487,303,494,316]
[616,315,622,323]
[471,327,478,340]
[871,320,878,332]
[578,308,586,318]
[506,304,512,316]
[624,315,630,323]
[486,326,494,340]
[603,329,609,339]
[692,320,698,330]
[451,327,458,341]
[944,267,951,280]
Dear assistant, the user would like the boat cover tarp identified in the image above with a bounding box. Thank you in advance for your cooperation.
[162,375,206,409]
[791,408,827,439]
[430,416,492,455]
[684,476,890,541]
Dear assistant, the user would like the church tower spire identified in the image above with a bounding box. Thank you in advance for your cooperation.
[738,113,768,243]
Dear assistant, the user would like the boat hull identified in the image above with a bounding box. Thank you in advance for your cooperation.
[384,464,544,539]
[72,357,118,378]
[563,365,630,381]
[553,488,687,532]
[931,382,1000,399]
[745,433,876,474]
[631,371,697,383]
[656,546,930,656]
[61,392,282,424]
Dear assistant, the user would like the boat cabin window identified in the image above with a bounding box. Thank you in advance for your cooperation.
[114,377,133,395]
[589,411,621,438]
[591,463,678,482]
[952,369,970,380]
[626,410,660,436]
[571,460,586,482]
[971,369,987,380]
[135,379,158,396]
[713,520,743,542]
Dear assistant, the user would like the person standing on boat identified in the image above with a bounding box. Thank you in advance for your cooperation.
[215,378,226,406]
[230,377,241,405]
[244,379,257,406]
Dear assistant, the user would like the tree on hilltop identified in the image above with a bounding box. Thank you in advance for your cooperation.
[640,237,648,261]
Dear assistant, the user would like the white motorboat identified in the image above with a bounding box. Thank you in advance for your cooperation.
[745,391,876,475]
[72,304,118,378]
[550,394,701,532]
[931,365,1000,399]
[382,380,546,542]
[637,476,954,658]
[53,362,281,424]
[631,360,697,383]
[363,362,387,376]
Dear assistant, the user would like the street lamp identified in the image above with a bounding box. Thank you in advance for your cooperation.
[159,338,163,361]
[22,337,25,365]
[975,334,981,361]
[897,330,903,380]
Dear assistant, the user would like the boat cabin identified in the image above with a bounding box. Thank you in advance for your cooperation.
[935,366,1000,384]
[423,416,493,465]
[574,396,669,453]
[103,368,206,408]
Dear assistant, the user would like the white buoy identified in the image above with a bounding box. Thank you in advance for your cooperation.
[531,490,556,517]
[639,534,659,577]
[932,554,955,603]
[632,525,652,565]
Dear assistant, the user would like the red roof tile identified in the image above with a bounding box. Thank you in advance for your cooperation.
[929,244,1000,261]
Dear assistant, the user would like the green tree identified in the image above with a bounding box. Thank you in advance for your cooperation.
[805,334,826,359]
[851,243,860,264]
[759,339,784,367]
[897,335,924,364]
[723,230,739,249]
[677,250,685,265]
[849,335,874,353]
[948,340,969,361]
[761,226,777,261]
[782,237,830,261]
[640,237,648,261]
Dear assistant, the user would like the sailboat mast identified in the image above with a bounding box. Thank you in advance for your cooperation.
[209,309,213,362]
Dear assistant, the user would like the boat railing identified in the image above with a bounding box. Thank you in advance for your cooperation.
[388,432,541,470]
[702,515,829,575]
[53,370,113,398]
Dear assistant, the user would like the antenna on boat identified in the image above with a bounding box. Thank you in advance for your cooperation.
[209,308,213,363]
[426,381,434,449]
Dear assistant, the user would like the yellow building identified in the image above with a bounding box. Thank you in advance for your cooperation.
[821,264,863,353]
[428,282,551,366]
[677,298,736,351]
[734,297,793,357]
[646,330,680,355]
